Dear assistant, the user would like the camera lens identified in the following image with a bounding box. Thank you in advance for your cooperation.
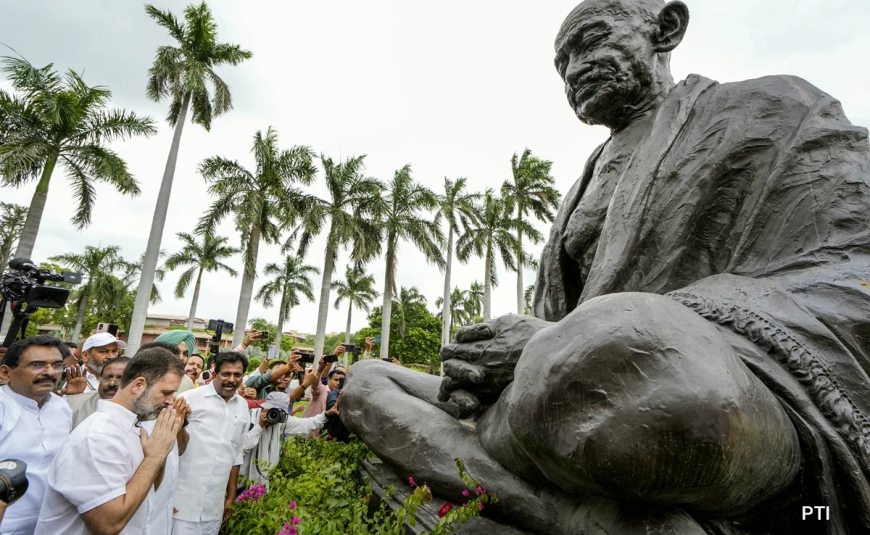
[0,459,29,505]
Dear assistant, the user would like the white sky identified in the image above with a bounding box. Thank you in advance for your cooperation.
[1,0,868,336]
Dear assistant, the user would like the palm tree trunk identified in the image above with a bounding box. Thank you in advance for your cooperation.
[186,266,203,330]
[380,244,395,359]
[233,225,261,347]
[275,298,285,354]
[313,242,336,367]
[344,302,353,344]
[440,226,454,347]
[1,154,57,336]
[126,93,191,355]
[484,249,493,322]
[71,289,90,344]
[516,226,524,315]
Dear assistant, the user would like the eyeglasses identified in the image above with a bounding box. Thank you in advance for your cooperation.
[22,362,65,373]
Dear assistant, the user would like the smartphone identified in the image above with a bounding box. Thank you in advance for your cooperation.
[373,335,381,344]
[256,331,271,340]
[323,354,339,364]
[96,322,119,336]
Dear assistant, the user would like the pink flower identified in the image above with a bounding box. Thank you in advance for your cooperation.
[461,489,469,497]
[479,503,485,510]
[475,486,485,495]
[288,501,296,509]
[277,524,297,535]
[462,503,467,508]
[438,503,453,517]
[408,477,416,486]
[292,516,300,525]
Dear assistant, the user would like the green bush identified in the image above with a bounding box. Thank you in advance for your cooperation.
[247,358,262,373]
[222,438,496,535]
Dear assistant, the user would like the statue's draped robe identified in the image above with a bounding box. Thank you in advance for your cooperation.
[534,75,870,534]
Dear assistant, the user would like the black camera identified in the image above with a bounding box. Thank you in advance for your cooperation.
[0,459,29,505]
[0,258,81,348]
[206,319,234,357]
[265,407,287,425]
[207,319,234,332]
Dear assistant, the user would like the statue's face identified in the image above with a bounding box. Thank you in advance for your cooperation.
[555,0,660,129]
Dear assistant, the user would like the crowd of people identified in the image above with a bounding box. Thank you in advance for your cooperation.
[0,328,389,535]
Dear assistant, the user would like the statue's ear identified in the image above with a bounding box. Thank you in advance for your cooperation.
[653,1,689,53]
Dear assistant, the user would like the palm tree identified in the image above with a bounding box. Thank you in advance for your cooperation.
[435,178,479,347]
[164,232,239,330]
[374,166,444,358]
[0,202,27,270]
[255,256,318,349]
[394,286,427,339]
[524,283,535,315]
[128,2,252,354]
[198,127,316,346]
[0,57,155,259]
[502,149,559,314]
[457,190,532,321]
[465,281,484,321]
[292,154,383,361]
[435,286,470,340]
[332,265,379,344]
[50,246,125,343]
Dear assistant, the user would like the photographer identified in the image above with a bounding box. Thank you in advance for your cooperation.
[241,392,339,486]
[302,358,346,434]
[244,352,304,400]
[0,336,73,535]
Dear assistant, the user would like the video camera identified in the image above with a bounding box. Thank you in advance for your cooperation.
[0,258,81,347]
[206,319,233,358]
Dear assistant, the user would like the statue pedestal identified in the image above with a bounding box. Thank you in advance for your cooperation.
[360,458,532,535]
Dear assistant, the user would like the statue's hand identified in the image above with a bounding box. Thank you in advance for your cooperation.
[438,315,550,416]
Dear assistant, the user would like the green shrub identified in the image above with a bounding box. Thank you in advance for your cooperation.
[247,358,261,373]
[221,438,496,535]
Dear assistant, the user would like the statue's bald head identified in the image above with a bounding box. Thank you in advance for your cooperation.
[554,0,689,130]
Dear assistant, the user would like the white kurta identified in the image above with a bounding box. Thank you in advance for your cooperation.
[174,383,248,523]
[240,409,327,486]
[34,400,151,535]
[139,419,180,535]
[0,386,71,535]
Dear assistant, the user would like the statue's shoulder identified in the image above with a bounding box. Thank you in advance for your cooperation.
[693,74,840,116]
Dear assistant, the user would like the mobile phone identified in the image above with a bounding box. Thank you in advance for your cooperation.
[96,322,119,336]
[381,357,392,362]
[373,335,381,344]
[257,330,271,340]
[323,354,339,364]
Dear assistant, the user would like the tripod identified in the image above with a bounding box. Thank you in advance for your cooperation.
[0,298,39,348]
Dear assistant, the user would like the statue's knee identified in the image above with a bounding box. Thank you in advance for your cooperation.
[507,292,801,512]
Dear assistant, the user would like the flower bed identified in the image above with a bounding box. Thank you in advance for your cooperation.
[221,436,496,535]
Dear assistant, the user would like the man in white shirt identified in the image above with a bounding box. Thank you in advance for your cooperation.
[79,333,126,393]
[66,356,130,429]
[34,346,184,535]
[0,336,73,535]
[173,351,250,535]
[241,392,339,486]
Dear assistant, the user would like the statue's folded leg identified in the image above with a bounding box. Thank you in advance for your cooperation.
[343,360,707,535]
[507,292,803,517]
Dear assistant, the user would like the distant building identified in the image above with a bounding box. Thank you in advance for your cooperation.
[144,313,207,330]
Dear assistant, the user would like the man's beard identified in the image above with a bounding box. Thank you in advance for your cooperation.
[132,389,159,421]
[86,360,104,376]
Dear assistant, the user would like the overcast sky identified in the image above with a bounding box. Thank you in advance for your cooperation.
[1,0,868,336]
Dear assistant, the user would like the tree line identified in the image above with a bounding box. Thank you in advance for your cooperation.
[0,2,561,361]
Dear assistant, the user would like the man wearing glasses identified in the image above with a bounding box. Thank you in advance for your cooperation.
[0,335,73,535]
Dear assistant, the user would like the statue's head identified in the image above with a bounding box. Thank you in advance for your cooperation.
[555,0,689,130]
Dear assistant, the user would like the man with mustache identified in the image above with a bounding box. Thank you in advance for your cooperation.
[183,354,204,385]
[173,351,250,535]
[0,335,73,535]
[344,0,870,533]
[35,346,183,535]
[79,332,126,393]
[66,356,130,429]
